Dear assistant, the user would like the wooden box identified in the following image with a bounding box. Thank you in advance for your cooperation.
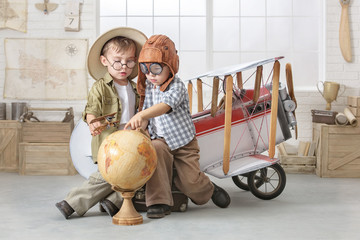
[22,121,73,143]
[0,121,21,172]
[19,143,77,175]
[21,107,74,143]
[313,123,360,178]
[347,96,360,107]
[280,156,316,174]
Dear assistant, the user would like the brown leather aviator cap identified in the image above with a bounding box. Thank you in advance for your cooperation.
[137,35,179,98]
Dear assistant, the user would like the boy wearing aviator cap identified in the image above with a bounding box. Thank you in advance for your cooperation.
[124,35,231,219]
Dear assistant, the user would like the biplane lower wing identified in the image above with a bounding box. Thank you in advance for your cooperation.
[205,155,279,179]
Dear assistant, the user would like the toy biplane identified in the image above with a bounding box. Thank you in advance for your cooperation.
[90,112,120,133]
[70,56,297,202]
[187,56,297,200]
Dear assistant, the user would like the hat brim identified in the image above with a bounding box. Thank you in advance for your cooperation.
[87,27,148,81]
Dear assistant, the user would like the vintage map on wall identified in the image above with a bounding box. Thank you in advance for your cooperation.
[0,0,27,32]
[4,38,88,100]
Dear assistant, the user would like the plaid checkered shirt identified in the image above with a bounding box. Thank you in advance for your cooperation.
[143,76,196,150]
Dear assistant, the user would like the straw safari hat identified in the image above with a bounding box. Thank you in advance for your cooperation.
[87,27,148,81]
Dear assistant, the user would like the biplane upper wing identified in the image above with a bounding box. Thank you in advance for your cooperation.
[184,56,284,81]
[184,72,212,82]
[206,56,284,77]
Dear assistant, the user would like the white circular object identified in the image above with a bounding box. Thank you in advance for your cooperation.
[70,120,98,179]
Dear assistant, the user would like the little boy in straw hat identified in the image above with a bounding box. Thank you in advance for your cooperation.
[56,27,147,219]
[124,34,231,219]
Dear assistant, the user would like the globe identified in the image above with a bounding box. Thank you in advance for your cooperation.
[97,129,157,192]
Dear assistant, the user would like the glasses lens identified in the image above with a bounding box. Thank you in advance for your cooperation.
[149,63,163,75]
[140,63,149,74]
[126,60,136,69]
[112,62,123,70]
[111,60,136,70]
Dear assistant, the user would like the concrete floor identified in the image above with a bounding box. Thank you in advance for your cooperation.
[1,172,359,240]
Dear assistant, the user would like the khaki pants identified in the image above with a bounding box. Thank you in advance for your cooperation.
[145,137,214,207]
[65,171,122,216]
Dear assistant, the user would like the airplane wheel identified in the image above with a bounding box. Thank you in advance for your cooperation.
[232,174,250,191]
[232,173,264,191]
[247,163,286,200]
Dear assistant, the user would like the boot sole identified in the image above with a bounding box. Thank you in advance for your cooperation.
[147,210,171,219]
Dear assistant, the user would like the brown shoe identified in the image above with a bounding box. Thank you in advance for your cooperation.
[100,199,120,217]
[55,200,74,219]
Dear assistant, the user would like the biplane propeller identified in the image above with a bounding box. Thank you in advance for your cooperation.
[285,63,298,139]
[89,112,120,134]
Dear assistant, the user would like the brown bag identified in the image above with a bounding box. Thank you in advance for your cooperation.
[133,186,188,212]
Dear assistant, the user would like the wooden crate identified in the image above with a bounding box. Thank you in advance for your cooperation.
[348,106,360,117]
[313,123,360,178]
[22,121,73,143]
[19,143,77,175]
[0,121,21,172]
[280,155,316,174]
[21,107,74,143]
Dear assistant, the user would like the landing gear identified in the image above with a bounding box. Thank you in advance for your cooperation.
[247,163,286,200]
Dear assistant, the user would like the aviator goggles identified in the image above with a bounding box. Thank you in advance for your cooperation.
[139,62,164,75]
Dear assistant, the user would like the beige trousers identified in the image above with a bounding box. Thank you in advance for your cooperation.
[65,171,122,216]
[145,137,214,207]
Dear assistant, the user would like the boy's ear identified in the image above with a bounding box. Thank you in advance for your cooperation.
[100,55,107,67]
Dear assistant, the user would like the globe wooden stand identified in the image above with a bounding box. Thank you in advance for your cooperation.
[112,188,143,225]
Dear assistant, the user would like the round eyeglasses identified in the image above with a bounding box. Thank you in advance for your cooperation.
[140,63,163,75]
[106,57,136,70]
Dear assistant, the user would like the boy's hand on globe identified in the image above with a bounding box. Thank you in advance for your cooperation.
[124,113,144,130]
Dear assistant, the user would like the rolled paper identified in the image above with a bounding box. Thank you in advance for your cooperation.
[344,107,358,127]
[335,113,348,125]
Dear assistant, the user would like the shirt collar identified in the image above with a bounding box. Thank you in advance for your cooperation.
[103,72,113,84]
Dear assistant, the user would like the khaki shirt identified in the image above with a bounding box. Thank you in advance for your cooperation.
[82,72,139,163]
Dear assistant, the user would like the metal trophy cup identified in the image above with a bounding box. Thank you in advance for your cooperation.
[317,81,344,110]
